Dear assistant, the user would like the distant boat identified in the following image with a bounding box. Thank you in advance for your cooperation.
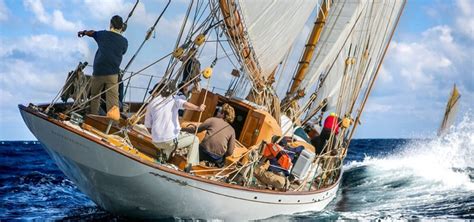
[438,84,461,136]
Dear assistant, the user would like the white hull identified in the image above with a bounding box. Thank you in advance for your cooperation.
[19,105,339,220]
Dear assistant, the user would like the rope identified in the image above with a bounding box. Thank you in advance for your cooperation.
[65,52,172,115]
[123,0,139,26]
[123,0,172,98]
[189,76,211,161]
[214,144,260,178]
[129,72,203,126]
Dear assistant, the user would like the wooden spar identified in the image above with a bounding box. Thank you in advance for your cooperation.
[219,0,262,86]
[287,0,331,96]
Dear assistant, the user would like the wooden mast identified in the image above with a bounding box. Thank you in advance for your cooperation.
[286,0,331,98]
[219,0,262,86]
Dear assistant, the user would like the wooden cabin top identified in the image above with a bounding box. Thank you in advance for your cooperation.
[181,90,282,147]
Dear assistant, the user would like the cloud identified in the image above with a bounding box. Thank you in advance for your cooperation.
[0,59,63,97]
[23,0,82,32]
[0,0,9,22]
[1,34,89,59]
[383,25,468,90]
[82,0,174,31]
[24,0,48,23]
[362,0,474,138]
[84,0,128,19]
[378,66,393,83]
[455,0,474,40]
[51,10,81,31]
[365,103,392,113]
[0,34,91,110]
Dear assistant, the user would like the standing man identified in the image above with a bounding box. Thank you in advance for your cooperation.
[180,48,201,93]
[78,15,128,115]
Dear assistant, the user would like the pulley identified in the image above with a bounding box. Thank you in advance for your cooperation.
[173,47,184,58]
[194,34,206,46]
[202,67,213,79]
[341,117,352,129]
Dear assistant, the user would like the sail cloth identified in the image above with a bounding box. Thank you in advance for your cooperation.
[438,85,461,136]
[223,0,318,81]
[299,0,405,114]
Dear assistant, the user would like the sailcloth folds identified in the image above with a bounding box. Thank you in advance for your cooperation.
[300,0,405,112]
[220,0,318,81]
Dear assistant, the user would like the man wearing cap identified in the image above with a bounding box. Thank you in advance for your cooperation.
[78,15,128,115]
[312,112,340,155]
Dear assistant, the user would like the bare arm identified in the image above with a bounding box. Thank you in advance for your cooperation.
[181,118,211,133]
[183,102,205,112]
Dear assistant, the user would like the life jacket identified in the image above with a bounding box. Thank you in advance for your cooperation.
[263,141,305,176]
[323,115,339,135]
[262,143,292,171]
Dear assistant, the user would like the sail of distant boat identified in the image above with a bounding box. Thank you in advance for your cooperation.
[438,84,461,136]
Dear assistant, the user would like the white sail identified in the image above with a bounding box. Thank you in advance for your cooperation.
[236,0,318,79]
[302,0,405,112]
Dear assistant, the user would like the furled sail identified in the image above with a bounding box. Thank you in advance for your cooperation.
[219,0,318,83]
[301,0,406,114]
[438,84,461,136]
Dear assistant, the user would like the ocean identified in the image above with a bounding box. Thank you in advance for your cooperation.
[1,119,473,220]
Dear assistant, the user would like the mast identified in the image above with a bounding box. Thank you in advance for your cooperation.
[218,0,319,119]
[219,0,262,85]
[287,0,331,97]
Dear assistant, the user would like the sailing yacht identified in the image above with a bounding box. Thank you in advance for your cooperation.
[438,84,461,136]
[19,0,406,220]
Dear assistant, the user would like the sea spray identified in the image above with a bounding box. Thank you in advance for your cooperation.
[334,114,474,219]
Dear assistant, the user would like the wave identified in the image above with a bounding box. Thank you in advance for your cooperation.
[333,114,474,219]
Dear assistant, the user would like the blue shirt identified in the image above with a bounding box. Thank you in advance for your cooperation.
[92,30,128,76]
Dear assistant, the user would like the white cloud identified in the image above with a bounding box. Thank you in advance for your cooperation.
[0,34,92,110]
[0,59,63,94]
[24,0,82,32]
[379,66,393,83]
[51,10,80,31]
[82,0,165,30]
[365,103,392,113]
[84,0,128,19]
[0,88,14,105]
[455,0,474,40]
[0,34,90,59]
[24,0,48,23]
[0,0,9,22]
[385,25,461,89]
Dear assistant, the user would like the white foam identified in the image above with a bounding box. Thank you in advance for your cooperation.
[344,113,474,190]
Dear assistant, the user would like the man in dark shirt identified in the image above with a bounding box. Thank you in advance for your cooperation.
[78,15,128,115]
[180,48,201,93]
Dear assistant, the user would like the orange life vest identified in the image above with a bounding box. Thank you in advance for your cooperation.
[262,143,292,170]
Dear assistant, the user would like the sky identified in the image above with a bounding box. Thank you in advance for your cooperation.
[0,0,472,140]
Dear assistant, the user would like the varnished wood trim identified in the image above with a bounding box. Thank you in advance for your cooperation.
[19,104,341,196]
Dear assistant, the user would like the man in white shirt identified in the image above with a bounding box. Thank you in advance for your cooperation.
[145,83,205,167]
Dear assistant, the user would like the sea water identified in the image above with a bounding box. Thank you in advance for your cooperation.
[1,117,473,220]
